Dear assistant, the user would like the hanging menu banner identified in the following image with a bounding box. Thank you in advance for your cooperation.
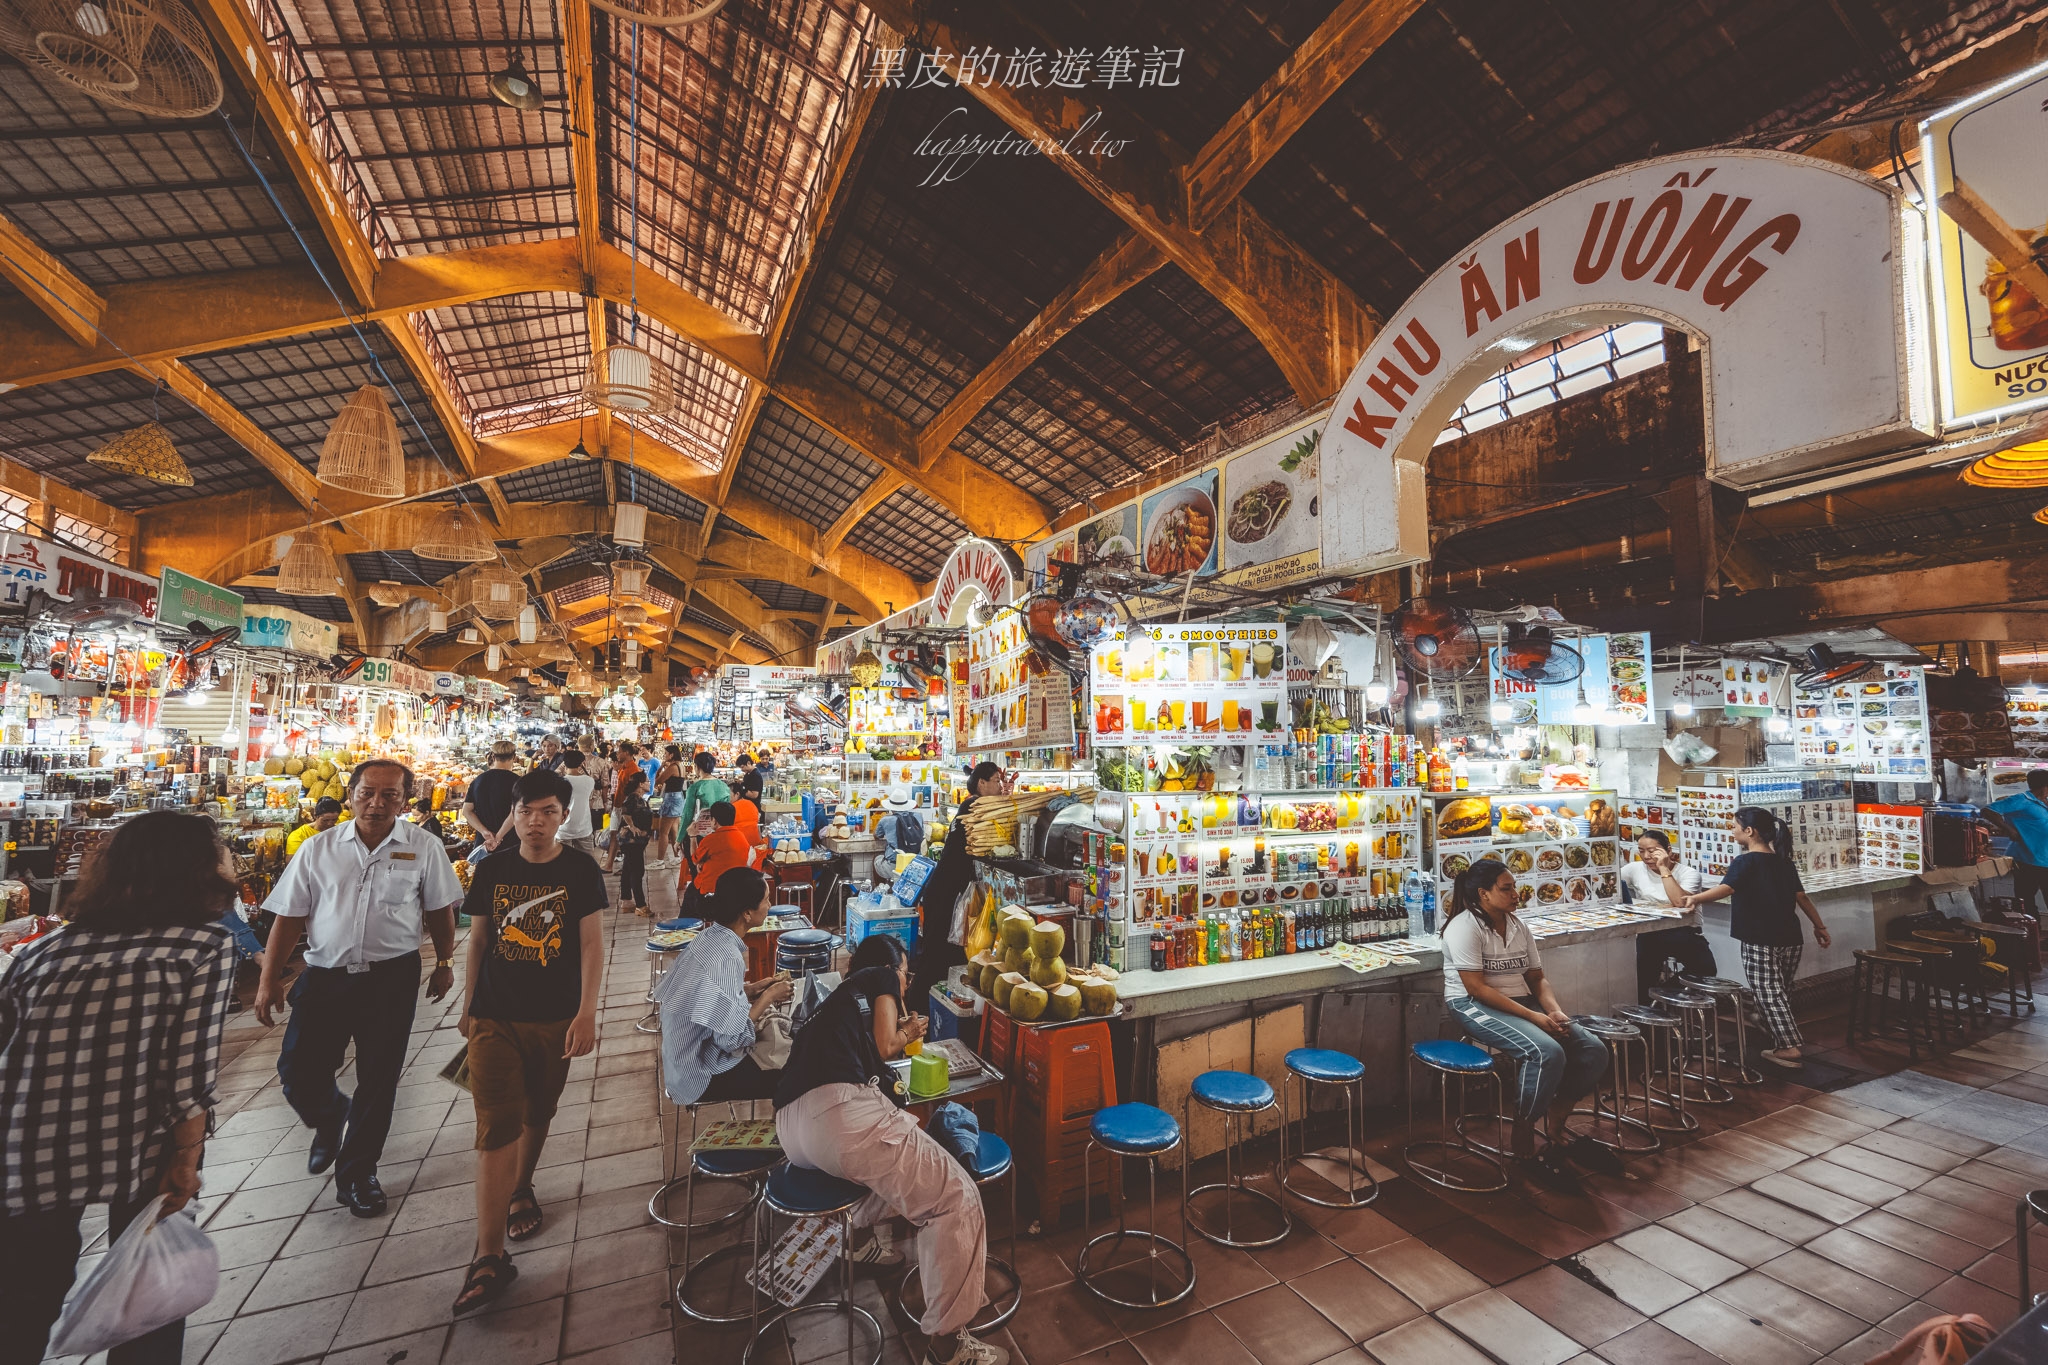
[964,612,1030,749]
[1608,633,1652,723]
[1719,657,1790,714]
[1792,665,1930,777]
[1486,634,1638,725]
[157,565,242,635]
[1089,621,1287,746]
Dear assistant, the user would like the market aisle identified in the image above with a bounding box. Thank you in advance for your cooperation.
[44,857,694,1365]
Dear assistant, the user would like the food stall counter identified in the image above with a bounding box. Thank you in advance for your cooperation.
[1114,944,1443,1019]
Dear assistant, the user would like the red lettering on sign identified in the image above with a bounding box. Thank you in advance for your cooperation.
[1702,213,1800,311]
[1392,318,1440,376]
[1459,254,1501,337]
[1573,197,1632,284]
[1343,398,1397,448]
[1502,229,1539,310]
[1655,194,1750,291]
[1365,358,1417,412]
[1621,190,1683,281]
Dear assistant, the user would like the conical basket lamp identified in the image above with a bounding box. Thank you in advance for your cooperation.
[613,601,650,628]
[414,505,496,562]
[460,565,526,621]
[87,421,194,486]
[275,536,343,597]
[611,558,651,600]
[316,385,405,497]
[583,344,674,416]
[1966,439,2048,489]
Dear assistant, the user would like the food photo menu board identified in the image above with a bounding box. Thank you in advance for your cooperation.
[1792,665,1930,779]
[964,613,1030,748]
[1090,621,1288,745]
[2008,691,2048,760]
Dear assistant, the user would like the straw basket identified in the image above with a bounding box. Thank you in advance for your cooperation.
[86,421,194,486]
[316,385,405,497]
[275,537,342,597]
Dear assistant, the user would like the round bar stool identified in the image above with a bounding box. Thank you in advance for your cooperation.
[1916,929,1993,1026]
[1077,1103,1196,1310]
[893,1132,1021,1332]
[2016,1189,2048,1307]
[1449,1038,1527,1162]
[1404,1039,1510,1193]
[1977,922,2035,1017]
[1847,949,1928,1061]
[1276,1047,1379,1209]
[742,1165,884,1365]
[1650,986,1732,1105]
[1565,1015,1661,1155]
[1183,1070,1289,1249]
[674,1146,781,1325]
[1615,1005,1698,1134]
[651,1100,767,1233]
[1681,975,1764,1085]
[639,917,703,1034]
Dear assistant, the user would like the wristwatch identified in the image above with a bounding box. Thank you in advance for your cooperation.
[434,958,454,970]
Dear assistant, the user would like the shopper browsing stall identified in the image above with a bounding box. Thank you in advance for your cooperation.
[659,866,793,1105]
[1623,830,1718,1001]
[286,797,343,857]
[908,761,1006,1006]
[0,812,236,1365]
[450,768,606,1314]
[1442,859,1613,1190]
[613,771,656,917]
[1988,769,2048,917]
[1685,806,1830,1070]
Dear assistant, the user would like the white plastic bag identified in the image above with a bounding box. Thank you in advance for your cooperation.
[49,1195,219,1356]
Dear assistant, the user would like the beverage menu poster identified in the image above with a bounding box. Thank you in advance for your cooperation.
[1091,621,1286,745]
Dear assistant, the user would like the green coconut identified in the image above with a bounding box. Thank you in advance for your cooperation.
[1027,953,1068,989]
[977,962,1001,997]
[997,909,1035,951]
[1000,945,1029,975]
[1076,976,1119,1016]
[1009,981,1049,1021]
[993,972,1026,1011]
[1027,919,1066,960]
[1044,983,1082,1021]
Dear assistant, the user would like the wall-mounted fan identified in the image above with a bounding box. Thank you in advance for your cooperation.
[1497,623,1585,685]
[1795,643,1875,690]
[1390,599,1483,679]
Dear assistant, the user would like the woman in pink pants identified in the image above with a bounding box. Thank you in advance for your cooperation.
[774,936,1001,1365]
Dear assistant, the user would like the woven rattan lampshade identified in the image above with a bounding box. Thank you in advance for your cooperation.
[610,558,650,599]
[366,583,410,608]
[517,604,539,644]
[1966,439,2048,488]
[0,0,225,118]
[613,601,650,628]
[316,385,405,497]
[413,505,496,563]
[485,643,503,671]
[583,344,674,416]
[86,421,194,486]
[850,646,884,686]
[458,565,526,620]
[275,536,342,597]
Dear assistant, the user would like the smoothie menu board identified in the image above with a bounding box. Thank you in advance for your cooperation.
[1792,665,1929,778]
[1090,621,1288,745]
[964,613,1030,748]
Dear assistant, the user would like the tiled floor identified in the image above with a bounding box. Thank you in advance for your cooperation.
[48,880,2048,1365]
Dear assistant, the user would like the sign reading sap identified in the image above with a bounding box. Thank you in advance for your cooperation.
[1319,150,1930,577]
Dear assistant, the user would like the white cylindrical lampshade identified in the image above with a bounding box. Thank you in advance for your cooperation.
[610,558,650,599]
[612,502,647,547]
[517,605,538,644]
[461,626,480,643]
[485,643,503,671]
[429,608,449,633]
[623,639,641,662]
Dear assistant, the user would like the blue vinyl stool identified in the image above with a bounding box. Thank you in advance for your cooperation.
[893,1132,1021,1332]
[1276,1048,1379,1209]
[742,1165,883,1365]
[639,917,703,1034]
[1077,1103,1196,1310]
[1183,1070,1288,1248]
[673,1145,780,1324]
[1404,1039,1510,1193]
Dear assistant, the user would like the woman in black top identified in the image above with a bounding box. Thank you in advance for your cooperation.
[1686,806,1830,1070]
[653,744,687,867]
[908,762,1008,1006]
[614,771,656,917]
[775,937,1000,1365]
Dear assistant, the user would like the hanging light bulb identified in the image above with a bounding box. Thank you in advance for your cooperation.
[1572,682,1595,723]
[2027,680,2041,699]
[120,720,140,739]
[144,728,164,746]
[1767,714,1793,737]
[1489,699,1512,723]
[1672,697,1695,718]
[1414,684,1440,720]
[487,49,545,111]
[183,689,208,707]
[1365,669,1390,705]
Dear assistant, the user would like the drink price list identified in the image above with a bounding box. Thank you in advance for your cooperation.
[1090,621,1287,745]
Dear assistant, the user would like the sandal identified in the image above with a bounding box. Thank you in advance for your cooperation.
[453,1252,518,1315]
[508,1186,543,1242]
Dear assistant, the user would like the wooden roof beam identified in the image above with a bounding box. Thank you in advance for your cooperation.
[1183,0,1428,228]
[869,0,1377,405]
[821,472,903,555]
[0,209,105,346]
[917,231,1164,470]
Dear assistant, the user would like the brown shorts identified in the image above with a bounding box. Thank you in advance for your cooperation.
[468,1017,573,1151]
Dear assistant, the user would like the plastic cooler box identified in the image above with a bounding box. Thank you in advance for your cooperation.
[847,902,918,956]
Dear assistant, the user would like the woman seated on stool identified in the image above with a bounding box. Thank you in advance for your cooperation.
[1623,830,1717,1002]
[681,801,758,917]
[1443,858,1615,1190]
[774,934,1004,1365]
[659,867,793,1105]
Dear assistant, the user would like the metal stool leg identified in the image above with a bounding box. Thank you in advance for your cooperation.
[1184,1092,1287,1249]
[1076,1140,1195,1309]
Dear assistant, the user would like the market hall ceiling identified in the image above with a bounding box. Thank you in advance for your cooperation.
[0,0,2044,674]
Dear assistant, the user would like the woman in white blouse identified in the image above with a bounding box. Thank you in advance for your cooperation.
[1624,830,1719,1001]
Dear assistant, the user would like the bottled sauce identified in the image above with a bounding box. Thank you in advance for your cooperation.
[1427,748,1453,793]
[1150,927,1166,972]
[1452,754,1469,790]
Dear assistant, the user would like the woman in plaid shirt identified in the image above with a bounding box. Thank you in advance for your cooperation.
[0,812,236,1365]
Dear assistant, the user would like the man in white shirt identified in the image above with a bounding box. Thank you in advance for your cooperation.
[256,760,465,1217]
[558,749,597,855]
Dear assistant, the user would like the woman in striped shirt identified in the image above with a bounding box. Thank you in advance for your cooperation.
[658,867,792,1104]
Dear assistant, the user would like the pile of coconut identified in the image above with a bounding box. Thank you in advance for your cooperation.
[970,906,1119,1020]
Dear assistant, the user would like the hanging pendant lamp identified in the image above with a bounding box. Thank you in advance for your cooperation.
[612,502,648,547]
[583,343,675,416]
[611,558,650,599]
[517,604,539,644]
[459,565,526,620]
[486,643,503,671]
[275,536,343,597]
[428,608,450,634]
[850,645,884,686]
[414,505,497,562]
[460,625,481,643]
[1966,439,2048,488]
[87,421,194,486]
[613,601,650,628]
[316,385,405,497]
